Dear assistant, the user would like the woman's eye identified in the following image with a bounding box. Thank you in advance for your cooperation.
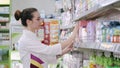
[37,19,40,21]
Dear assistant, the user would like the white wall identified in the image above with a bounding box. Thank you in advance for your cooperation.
[11,0,55,16]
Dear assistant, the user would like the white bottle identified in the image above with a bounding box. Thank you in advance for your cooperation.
[82,26,87,42]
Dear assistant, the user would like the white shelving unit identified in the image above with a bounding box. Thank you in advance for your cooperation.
[0,0,11,68]
[73,0,120,21]
[58,0,120,54]
[46,0,120,68]
[74,42,120,54]
[65,0,120,54]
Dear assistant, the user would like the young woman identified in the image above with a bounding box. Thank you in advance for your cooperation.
[14,8,79,68]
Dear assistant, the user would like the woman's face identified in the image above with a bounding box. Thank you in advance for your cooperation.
[30,11,43,30]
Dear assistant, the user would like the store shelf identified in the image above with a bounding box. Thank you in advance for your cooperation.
[60,24,75,29]
[73,0,120,21]
[74,42,120,54]
[0,29,9,33]
[0,13,9,15]
[75,42,100,49]
[99,43,117,52]
[0,4,9,6]
[0,1,10,68]
[0,0,10,5]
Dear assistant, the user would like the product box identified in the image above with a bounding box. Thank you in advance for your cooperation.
[42,19,50,45]
[42,19,59,45]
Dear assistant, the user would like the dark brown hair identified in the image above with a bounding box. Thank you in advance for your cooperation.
[14,8,38,27]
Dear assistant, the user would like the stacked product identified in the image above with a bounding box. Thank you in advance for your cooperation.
[42,19,59,45]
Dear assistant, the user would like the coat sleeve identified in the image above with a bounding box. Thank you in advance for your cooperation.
[19,39,62,56]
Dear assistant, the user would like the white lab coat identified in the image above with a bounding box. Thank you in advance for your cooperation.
[18,29,62,68]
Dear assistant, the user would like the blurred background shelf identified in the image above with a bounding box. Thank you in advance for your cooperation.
[73,0,120,21]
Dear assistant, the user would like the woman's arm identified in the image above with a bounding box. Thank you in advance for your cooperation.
[57,42,74,58]
[60,23,79,50]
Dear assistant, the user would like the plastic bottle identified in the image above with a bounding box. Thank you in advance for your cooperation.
[100,52,105,67]
[81,26,87,42]
[108,52,114,66]
[86,21,95,42]
[89,52,97,68]
[102,25,107,42]
[106,28,111,42]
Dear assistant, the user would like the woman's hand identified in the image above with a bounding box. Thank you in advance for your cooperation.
[71,23,79,39]
[60,23,79,50]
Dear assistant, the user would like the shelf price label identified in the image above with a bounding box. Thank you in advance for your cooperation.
[106,43,116,52]
[100,43,117,52]
[100,43,106,51]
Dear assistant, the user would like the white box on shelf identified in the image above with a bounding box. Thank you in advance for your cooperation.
[11,51,21,61]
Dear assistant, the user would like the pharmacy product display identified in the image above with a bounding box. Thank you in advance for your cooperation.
[89,52,120,68]
[0,0,11,68]
[48,51,83,68]
[77,20,120,43]
[62,0,120,54]
[73,0,119,21]
[54,0,120,68]
[55,0,75,29]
